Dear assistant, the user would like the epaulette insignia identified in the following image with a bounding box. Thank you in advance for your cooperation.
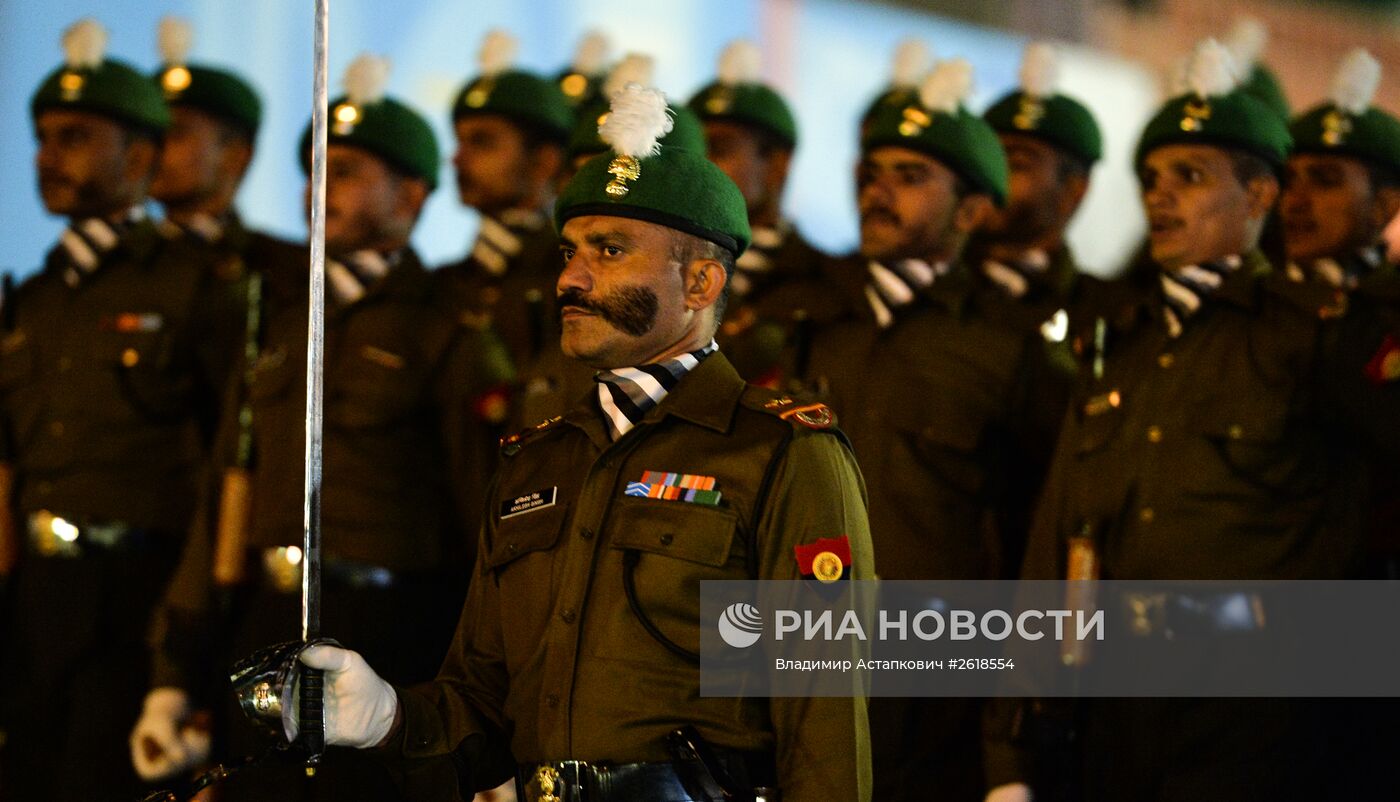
[780,402,835,430]
[499,415,563,455]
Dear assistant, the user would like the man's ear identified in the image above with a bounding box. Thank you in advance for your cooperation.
[954,193,995,235]
[683,257,728,313]
[1244,174,1281,222]
[1057,170,1090,220]
[397,176,431,223]
[221,135,255,185]
[763,147,793,198]
[1371,185,1400,232]
[531,143,565,188]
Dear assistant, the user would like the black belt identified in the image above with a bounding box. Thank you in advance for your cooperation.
[258,546,405,593]
[518,751,778,802]
[25,510,165,558]
[1120,591,1267,638]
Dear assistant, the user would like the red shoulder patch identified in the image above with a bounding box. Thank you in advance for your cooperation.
[795,535,852,582]
[1365,334,1400,386]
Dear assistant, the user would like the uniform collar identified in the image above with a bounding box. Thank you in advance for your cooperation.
[1209,250,1271,311]
[564,349,745,449]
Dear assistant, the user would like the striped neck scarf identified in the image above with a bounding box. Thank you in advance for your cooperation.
[595,340,718,440]
[864,258,948,329]
[327,250,397,306]
[469,210,546,277]
[1159,255,1242,338]
[58,206,146,288]
[158,212,228,245]
[731,223,790,298]
[1286,245,1383,290]
[982,249,1051,299]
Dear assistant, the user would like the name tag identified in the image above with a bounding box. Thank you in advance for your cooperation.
[500,487,558,519]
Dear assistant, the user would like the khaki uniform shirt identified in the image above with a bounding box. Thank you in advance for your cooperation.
[386,352,874,802]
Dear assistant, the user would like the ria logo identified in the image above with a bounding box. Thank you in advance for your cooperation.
[718,603,763,648]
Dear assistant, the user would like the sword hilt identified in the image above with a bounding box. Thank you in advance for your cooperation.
[299,665,325,773]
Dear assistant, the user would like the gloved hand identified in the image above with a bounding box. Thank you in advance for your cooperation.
[985,783,1034,802]
[129,687,212,781]
[285,644,398,749]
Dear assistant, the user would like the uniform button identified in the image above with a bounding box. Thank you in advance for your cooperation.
[506,542,518,555]
[57,356,72,372]
[37,481,53,495]
[579,528,594,540]
[1139,507,1155,524]
[1157,353,1174,369]
[1146,425,1162,443]
[560,607,576,624]
[545,694,559,709]
[121,348,140,368]
[1228,424,1244,440]
[48,421,65,437]
[659,533,674,546]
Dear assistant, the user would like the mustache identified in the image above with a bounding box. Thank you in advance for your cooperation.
[556,285,659,338]
[38,171,76,190]
[860,205,900,226]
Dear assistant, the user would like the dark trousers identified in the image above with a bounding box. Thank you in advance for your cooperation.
[870,696,986,802]
[0,547,180,802]
[217,573,467,802]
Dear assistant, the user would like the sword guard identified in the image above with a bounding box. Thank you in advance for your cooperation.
[229,637,341,749]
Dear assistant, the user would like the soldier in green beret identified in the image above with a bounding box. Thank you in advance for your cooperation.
[266,83,873,802]
[858,39,933,135]
[1282,49,1400,293]
[0,18,244,801]
[984,39,1400,802]
[802,58,1057,802]
[437,30,574,401]
[687,40,837,387]
[133,55,514,801]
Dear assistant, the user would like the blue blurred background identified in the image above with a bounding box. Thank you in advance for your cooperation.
[2,0,1172,277]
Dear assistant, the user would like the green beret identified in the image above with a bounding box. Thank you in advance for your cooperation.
[557,68,604,111]
[860,86,920,131]
[32,57,170,135]
[1135,88,1292,170]
[300,94,440,189]
[568,102,706,160]
[1242,64,1290,122]
[983,90,1103,166]
[1290,103,1400,175]
[453,70,574,144]
[687,81,797,149]
[862,102,1010,205]
[556,144,751,255]
[154,63,262,137]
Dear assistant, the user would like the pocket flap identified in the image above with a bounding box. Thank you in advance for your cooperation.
[485,500,569,571]
[609,496,738,567]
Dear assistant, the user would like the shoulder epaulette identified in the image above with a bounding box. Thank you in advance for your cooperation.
[742,390,838,431]
[499,415,565,455]
[1267,274,1349,320]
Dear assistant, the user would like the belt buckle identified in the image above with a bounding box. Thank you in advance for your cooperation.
[526,761,588,802]
[1126,592,1169,637]
[27,511,82,558]
[524,765,564,802]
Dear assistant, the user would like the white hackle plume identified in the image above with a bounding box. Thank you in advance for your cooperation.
[920,57,973,114]
[891,39,931,88]
[1019,42,1059,98]
[478,29,517,77]
[157,16,194,65]
[572,30,611,74]
[599,84,674,159]
[62,18,108,69]
[1224,17,1267,72]
[1185,39,1239,99]
[603,53,655,100]
[1330,48,1380,115]
[718,39,762,85]
[344,54,391,106]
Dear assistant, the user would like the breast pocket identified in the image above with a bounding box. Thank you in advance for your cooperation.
[603,496,741,663]
[1187,394,1314,495]
[885,392,990,499]
[327,345,424,429]
[485,500,569,577]
[95,328,194,420]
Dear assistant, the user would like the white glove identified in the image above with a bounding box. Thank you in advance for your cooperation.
[985,783,1034,802]
[285,644,398,749]
[129,687,212,781]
